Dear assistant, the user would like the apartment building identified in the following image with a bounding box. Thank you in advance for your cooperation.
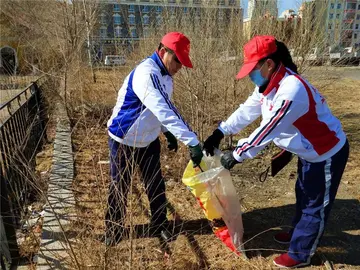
[243,0,278,39]
[247,0,278,19]
[93,0,242,57]
[326,0,360,48]
[244,0,360,49]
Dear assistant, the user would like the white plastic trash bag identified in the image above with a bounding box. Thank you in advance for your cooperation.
[182,151,245,256]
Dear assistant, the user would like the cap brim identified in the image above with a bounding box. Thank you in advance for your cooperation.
[176,52,193,68]
[236,61,258,79]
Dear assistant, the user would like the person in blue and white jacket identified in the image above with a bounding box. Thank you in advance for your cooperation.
[105,32,203,246]
[203,36,349,268]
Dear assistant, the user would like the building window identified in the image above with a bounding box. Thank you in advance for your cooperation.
[218,10,224,21]
[330,3,334,9]
[345,12,355,20]
[131,28,137,38]
[358,4,360,10]
[228,0,236,6]
[128,5,135,12]
[193,0,201,4]
[218,0,225,5]
[114,14,122,25]
[169,6,175,14]
[328,23,332,30]
[100,13,106,24]
[114,26,122,37]
[156,15,162,25]
[356,24,359,30]
[337,3,341,9]
[129,14,135,25]
[195,14,200,23]
[347,3,356,10]
[329,13,333,19]
[143,27,150,38]
[168,0,176,3]
[114,4,120,12]
[100,27,107,37]
[195,8,201,16]
[142,5,150,13]
[156,6,163,13]
[143,15,149,25]
[357,14,360,20]
[183,7,188,14]
[355,33,358,39]
[336,13,340,19]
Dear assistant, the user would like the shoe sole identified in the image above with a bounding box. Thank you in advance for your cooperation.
[273,260,310,269]
[273,238,290,245]
[273,236,291,245]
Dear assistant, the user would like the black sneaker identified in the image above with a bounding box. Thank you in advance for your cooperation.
[159,228,173,242]
[150,222,175,242]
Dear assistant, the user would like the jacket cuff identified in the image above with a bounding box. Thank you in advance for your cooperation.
[161,125,168,133]
[188,137,200,147]
[232,150,244,163]
[218,122,230,135]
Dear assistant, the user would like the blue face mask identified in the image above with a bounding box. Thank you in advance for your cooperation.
[249,63,268,87]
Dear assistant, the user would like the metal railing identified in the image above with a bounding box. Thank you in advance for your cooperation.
[0,76,48,268]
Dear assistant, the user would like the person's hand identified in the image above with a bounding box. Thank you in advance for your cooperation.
[189,144,203,168]
[164,131,178,152]
[221,151,240,170]
[203,129,224,156]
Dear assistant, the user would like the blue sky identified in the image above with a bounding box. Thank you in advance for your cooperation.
[242,0,306,18]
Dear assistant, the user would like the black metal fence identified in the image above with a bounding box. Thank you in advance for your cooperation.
[0,76,48,268]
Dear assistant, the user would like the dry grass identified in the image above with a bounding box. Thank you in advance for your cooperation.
[68,68,360,270]
[2,1,359,269]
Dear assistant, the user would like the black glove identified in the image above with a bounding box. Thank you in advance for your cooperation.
[221,151,240,170]
[189,144,203,168]
[164,131,178,152]
[203,129,224,156]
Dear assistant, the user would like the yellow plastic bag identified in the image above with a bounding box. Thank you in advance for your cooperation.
[182,159,221,220]
[182,152,245,256]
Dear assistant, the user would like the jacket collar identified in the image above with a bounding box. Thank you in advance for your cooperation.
[150,51,170,76]
[262,63,288,96]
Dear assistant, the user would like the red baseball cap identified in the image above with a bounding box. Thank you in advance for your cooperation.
[161,32,193,68]
[236,35,277,79]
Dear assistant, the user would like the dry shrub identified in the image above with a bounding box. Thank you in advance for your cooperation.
[2,1,344,269]
[68,4,335,269]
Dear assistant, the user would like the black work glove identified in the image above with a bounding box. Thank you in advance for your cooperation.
[203,129,224,156]
[221,151,240,170]
[164,131,178,152]
[189,144,203,168]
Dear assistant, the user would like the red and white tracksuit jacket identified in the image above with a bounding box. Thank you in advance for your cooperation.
[218,63,346,163]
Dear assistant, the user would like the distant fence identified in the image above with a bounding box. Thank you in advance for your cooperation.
[0,76,48,268]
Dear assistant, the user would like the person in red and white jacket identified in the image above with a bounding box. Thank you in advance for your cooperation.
[203,36,349,268]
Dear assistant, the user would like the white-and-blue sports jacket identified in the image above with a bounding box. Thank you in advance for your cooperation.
[107,52,199,148]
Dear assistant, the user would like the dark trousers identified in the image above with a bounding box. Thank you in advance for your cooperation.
[289,140,349,262]
[105,137,167,234]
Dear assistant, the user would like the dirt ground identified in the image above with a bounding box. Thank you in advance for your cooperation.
[69,67,360,269]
